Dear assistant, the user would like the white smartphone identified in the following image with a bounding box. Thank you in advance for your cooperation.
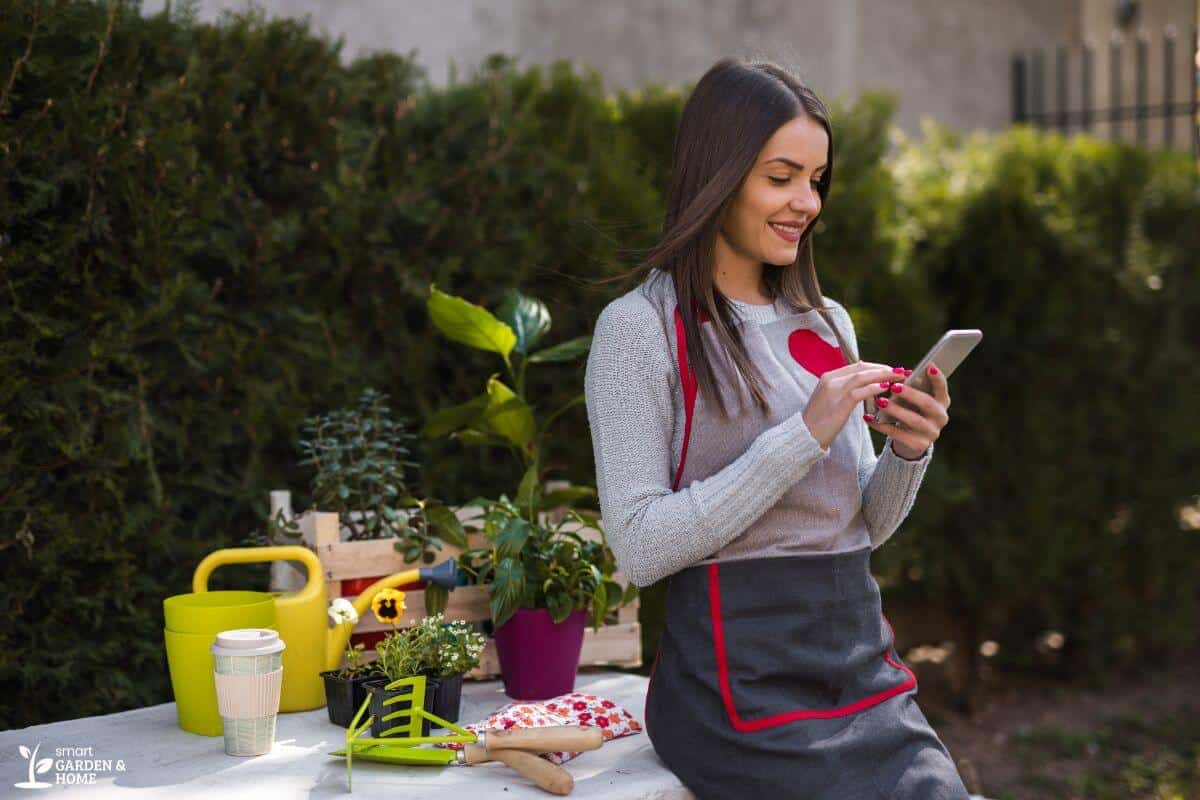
[869,329,982,425]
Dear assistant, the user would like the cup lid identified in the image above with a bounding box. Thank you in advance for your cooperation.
[211,628,286,657]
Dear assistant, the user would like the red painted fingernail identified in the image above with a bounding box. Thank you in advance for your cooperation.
[891,384,904,393]
[928,365,939,375]
[903,369,913,377]
[879,381,891,388]
[876,398,890,407]
[863,414,875,422]
[892,367,905,374]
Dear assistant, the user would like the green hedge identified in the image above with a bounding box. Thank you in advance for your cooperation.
[2,1,1197,728]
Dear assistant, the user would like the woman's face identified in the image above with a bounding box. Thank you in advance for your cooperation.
[718,115,829,268]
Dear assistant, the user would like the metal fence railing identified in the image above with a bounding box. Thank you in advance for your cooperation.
[1012,25,1200,158]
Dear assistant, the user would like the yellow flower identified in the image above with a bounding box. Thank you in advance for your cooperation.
[372,588,406,625]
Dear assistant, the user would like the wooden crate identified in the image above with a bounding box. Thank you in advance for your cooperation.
[296,506,641,680]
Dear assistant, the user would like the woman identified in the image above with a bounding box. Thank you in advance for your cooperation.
[583,59,968,799]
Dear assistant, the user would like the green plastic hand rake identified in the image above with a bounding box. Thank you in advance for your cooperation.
[331,674,475,790]
[329,674,600,794]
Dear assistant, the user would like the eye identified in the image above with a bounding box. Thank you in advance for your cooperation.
[768,176,789,185]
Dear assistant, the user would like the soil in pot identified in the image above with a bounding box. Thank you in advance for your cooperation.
[365,676,439,738]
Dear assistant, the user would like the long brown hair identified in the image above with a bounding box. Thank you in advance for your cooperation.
[596,58,853,419]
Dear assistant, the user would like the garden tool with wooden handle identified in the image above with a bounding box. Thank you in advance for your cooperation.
[454,727,602,795]
[459,743,574,795]
[473,725,603,753]
[333,741,577,795]
[336,712,603,794]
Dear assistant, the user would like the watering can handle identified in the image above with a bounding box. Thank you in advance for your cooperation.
[192,546,324,598]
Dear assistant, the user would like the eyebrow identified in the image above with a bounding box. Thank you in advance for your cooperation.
[764,157,827,171]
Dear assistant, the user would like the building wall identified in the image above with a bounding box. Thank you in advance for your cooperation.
[142,0,1193,140]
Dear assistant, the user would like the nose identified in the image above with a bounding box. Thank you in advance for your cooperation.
[789,185,820,216]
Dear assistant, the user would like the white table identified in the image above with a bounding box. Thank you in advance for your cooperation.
[3,670,993,799]
[1,671,692,800]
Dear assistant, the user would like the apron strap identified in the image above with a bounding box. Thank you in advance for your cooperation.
[671,304,700,492]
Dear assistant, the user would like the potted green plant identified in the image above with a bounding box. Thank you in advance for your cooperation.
[421,285,638,699]
[457,495,636,699]
[319,597,382,727]
[399,613,487,723]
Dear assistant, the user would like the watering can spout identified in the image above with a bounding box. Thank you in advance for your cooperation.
[421,558,459,590]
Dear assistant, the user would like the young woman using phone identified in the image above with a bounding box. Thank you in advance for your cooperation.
[584,58,965,799]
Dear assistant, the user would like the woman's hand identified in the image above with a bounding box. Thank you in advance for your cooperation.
[865,363,951,460]
[802,362,901,450]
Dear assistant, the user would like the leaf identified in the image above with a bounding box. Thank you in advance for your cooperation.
[427,284,516,358]
[482,378,534,449]
[547,590,575,624]
[538,485,596,511]
[495,289,551,354]
[527,335,592,363]
[603,579,623,612]
[420,395,488,437]
[591,582,608,628]
[424,583,449,616]
[451,429,513,448]
[19,746,30,759]
[495,516,532,560]
[36,758,52,774]
[425,504,468,548]
[490,558,525,629]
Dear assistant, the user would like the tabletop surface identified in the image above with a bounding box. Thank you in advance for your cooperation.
[1,671,694,800]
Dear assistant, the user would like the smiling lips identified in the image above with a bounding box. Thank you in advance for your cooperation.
[769,220,804,243]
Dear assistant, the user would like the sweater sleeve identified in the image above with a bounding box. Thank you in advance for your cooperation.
[827,302,934,550]
[584,296,831,587]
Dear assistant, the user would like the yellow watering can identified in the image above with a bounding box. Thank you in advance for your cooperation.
[190,546,459,714]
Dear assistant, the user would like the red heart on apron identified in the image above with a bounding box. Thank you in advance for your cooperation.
[787,328,846,378]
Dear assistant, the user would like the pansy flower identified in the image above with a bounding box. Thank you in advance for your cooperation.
[371,588,406,625]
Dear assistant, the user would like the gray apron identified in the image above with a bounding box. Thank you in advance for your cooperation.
[644,299,970,800]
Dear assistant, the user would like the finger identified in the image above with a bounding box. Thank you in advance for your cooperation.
[875,396,940,439]
[853,380,897,404]
[926,362,951,408]
[864,415,927,451]
[888,383,948,426]
[829,360,904,380]
[846,367,906,391]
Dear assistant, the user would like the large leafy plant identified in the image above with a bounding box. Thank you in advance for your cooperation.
[422,285,637,627]
[421,285,598,516]
[457,495,637,630]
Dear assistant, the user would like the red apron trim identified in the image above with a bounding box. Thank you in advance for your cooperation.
[644,646,662,723]
[671,305,700,492]
[707,562,917,734]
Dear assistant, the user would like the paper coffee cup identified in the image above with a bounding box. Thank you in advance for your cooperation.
[211,629,286,756]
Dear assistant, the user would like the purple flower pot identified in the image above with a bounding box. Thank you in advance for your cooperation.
[493,607,587,700]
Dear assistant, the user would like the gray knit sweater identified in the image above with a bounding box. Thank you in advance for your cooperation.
[583,272,933,587]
